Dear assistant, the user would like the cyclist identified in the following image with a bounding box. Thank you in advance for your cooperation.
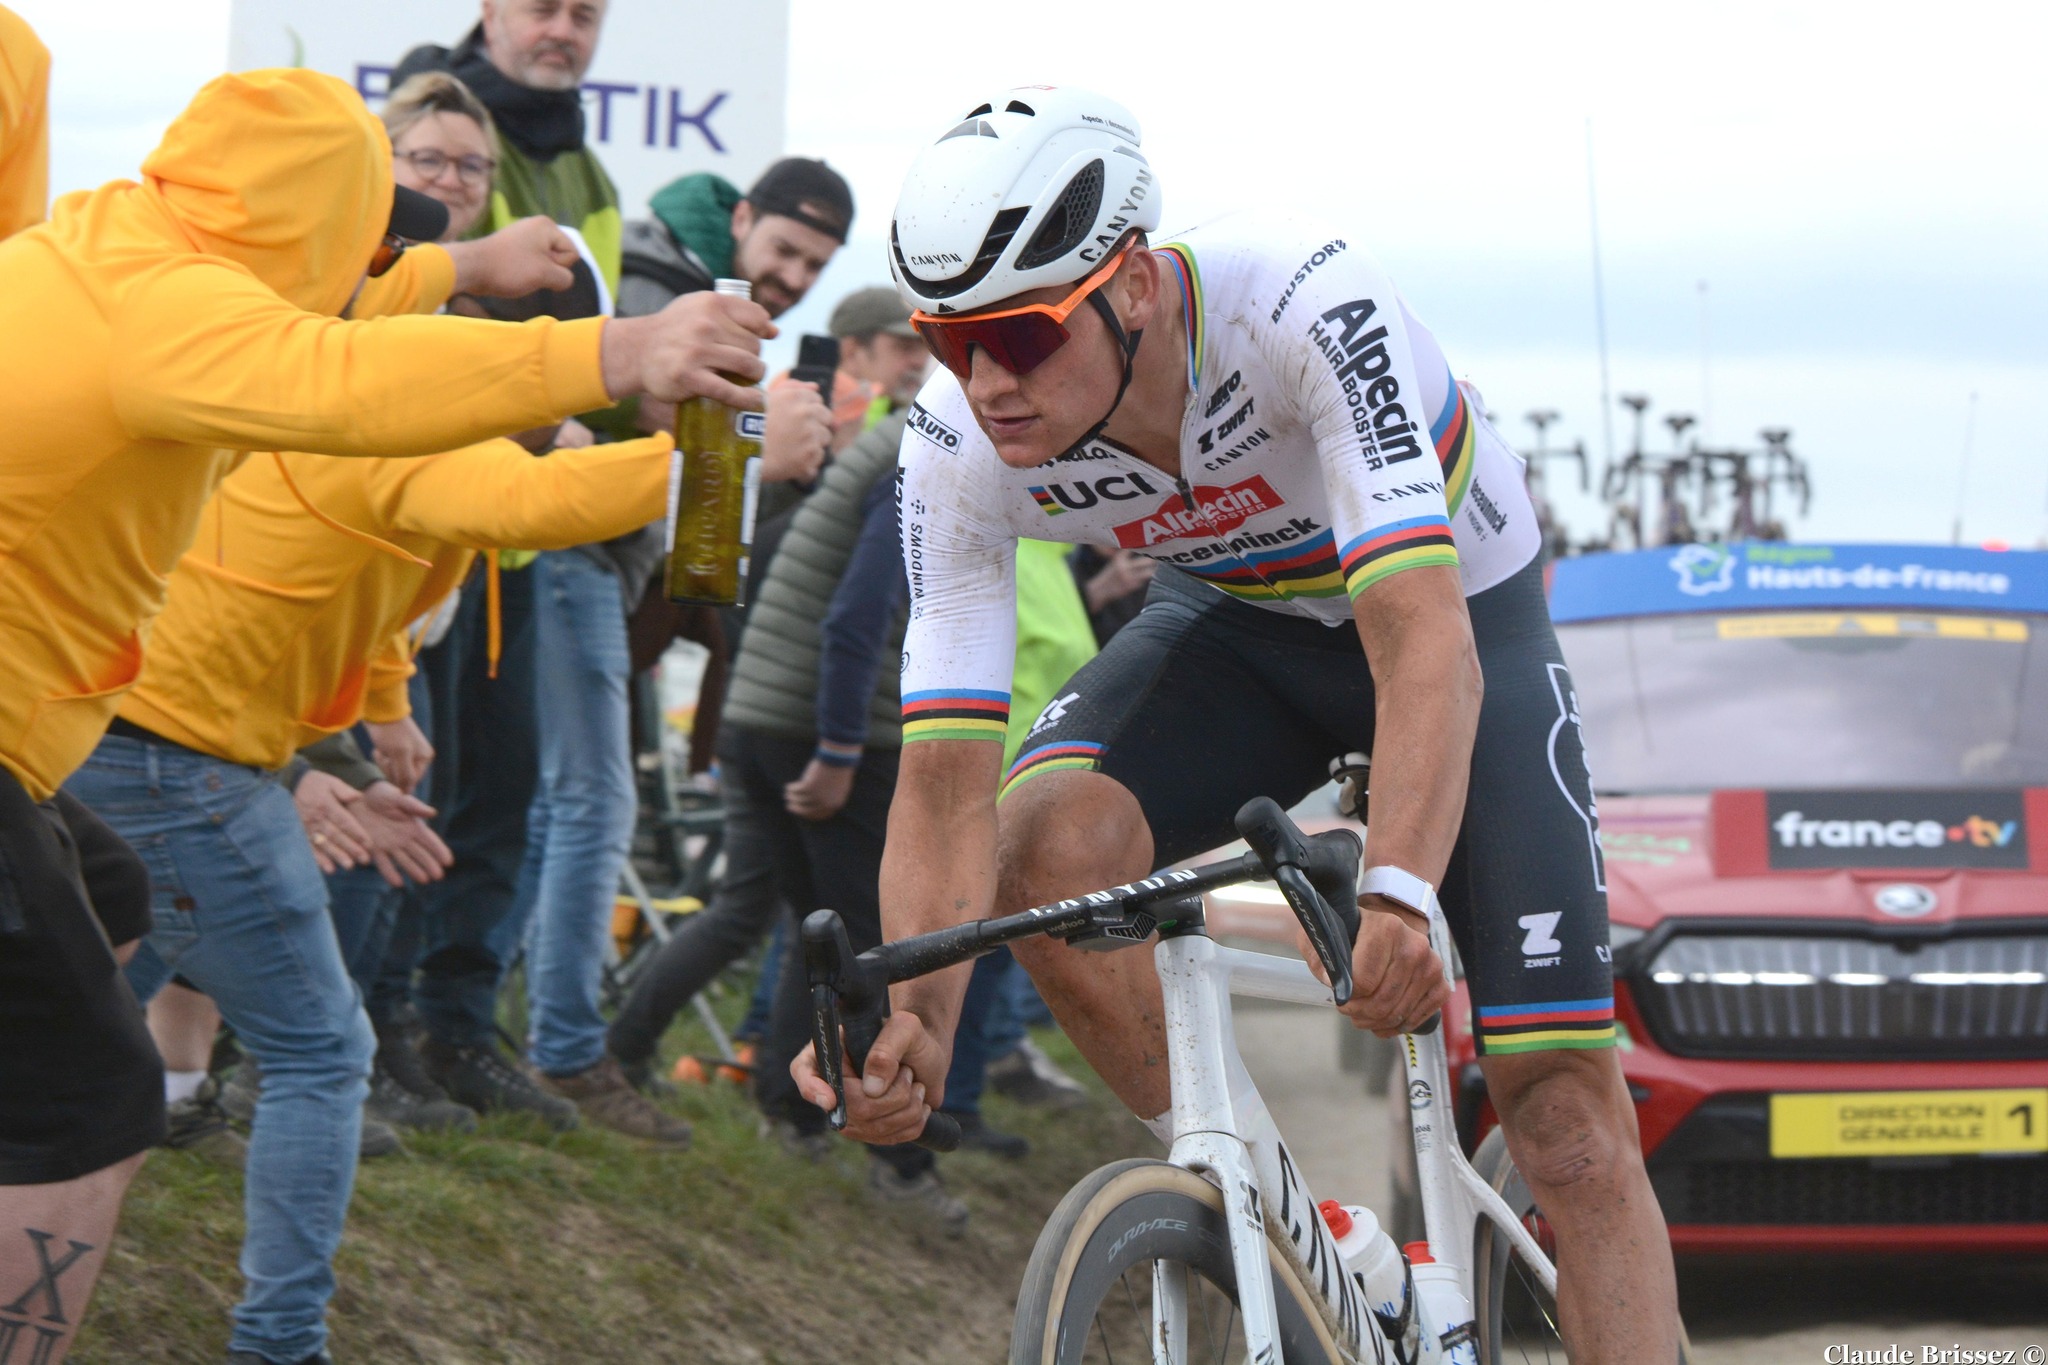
[795,87,1678,1363]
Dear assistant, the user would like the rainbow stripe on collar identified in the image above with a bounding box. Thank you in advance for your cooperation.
[1155,244,1203,391]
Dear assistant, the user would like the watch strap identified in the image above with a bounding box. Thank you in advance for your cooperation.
[1359,864,1437,917]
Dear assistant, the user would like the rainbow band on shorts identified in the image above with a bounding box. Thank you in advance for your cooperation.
[901,689,1010,744]
[1476,997,1617,1054]
[999,739,1106,800]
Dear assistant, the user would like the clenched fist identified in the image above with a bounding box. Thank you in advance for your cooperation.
[445,215,579,298]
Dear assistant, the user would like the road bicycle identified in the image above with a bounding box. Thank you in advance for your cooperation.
[804,796,1570,1364]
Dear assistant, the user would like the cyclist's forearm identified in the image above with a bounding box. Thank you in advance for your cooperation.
[1352,567,1482,887]
[879,741,1003,1040]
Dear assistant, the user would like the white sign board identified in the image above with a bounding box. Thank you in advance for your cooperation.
[227,1,789,215]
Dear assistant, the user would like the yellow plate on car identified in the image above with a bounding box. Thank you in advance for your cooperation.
[1770,1089,2048,1158]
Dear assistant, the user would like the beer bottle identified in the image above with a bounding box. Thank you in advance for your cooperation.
[665,278,766,605]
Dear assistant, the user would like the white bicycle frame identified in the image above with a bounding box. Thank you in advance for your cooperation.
[1152,909,1556,1364]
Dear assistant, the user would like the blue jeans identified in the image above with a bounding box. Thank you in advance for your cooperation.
[69,734,372,1363]
[413,561,538,1047]
[520,551,637,1075]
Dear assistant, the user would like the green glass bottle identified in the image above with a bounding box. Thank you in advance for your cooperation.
[665,278,766,606]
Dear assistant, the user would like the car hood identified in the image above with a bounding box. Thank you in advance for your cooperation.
[1600,791,2048,931]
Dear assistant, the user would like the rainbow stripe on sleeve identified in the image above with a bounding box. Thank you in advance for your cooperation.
[999,739,1105,800]
[1432,368,1475,515]
[1475,997,1617,1054]
[1339,515,1459,598]
[901,689,1010,744]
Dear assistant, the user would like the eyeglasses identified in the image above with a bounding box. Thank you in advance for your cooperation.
[366,232,409,279]
[910,242,1134,381]
[396,148,496,187]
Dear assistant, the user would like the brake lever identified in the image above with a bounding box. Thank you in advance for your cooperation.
[1235,797,1356,1006]
[800,910,960,1153]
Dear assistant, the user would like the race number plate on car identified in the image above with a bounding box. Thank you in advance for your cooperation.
[1770,1088,2048,1158]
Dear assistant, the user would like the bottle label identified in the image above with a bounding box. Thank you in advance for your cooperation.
[663,449,684,553]
[737,410,767,441]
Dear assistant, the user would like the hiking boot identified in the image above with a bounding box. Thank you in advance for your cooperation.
[757,1114,834,1163]
[987,1038,1087,1109]
[163,1079,248,1168]
[419,1039,579,1132]
[373,1021,458,1106]
[358,1115,405,1159]
[366,1064,478,1134]
[866,1160,969,1236]
[224,1350,332,1364]
[942,1109,1030,1161]
[617,1054,678,1100]
[219,1058,261,1124]
[536,1056,691,1147]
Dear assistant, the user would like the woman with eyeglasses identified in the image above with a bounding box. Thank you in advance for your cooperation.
[384,72,498,246]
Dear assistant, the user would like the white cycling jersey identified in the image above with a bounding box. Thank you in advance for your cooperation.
[896,211,1541,743]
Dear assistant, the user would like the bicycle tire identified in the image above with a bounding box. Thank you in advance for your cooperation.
[1011,1158,1343,1365]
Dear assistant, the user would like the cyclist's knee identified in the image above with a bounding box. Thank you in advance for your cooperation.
[1483,1048,1640,1194]
[996,770,1153,904]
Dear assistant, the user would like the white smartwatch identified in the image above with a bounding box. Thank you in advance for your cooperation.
[1359,865,1438,918]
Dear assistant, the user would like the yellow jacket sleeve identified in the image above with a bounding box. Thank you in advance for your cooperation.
[363,630,415,724]
[387,433,675,551]
[350,242,456,320]
[108,260,611,456]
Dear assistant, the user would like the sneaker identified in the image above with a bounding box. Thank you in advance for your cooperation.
[366,1064,478,1133]
[536,1056,690,1147]
[757,1114,835,1163]
[163,1079,248,1168]
[617,1055,678,1100]
[866,1160,969,1236]
[420,1039,579,1132]
[987,1038,1088,1110]
[358,1115,405,1159]
[942,1109,1030,1161]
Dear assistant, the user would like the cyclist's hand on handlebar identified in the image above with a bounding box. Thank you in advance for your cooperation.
[1297,895,1449,1038]
[791,1011,951,1145]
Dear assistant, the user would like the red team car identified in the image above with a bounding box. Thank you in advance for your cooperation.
[1389,542,2048,1254]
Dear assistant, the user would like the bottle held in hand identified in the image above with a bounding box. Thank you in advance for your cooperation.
[666,278,766,606]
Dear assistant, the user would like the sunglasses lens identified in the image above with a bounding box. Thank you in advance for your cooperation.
[915,313,1071,380]
[367,235,406,279]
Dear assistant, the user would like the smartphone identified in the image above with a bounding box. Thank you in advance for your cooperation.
[791,333,840,397]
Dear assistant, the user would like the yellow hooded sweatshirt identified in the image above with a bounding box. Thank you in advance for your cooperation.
[0,68,617,799]
[0,4,49,240]
[117,433,675,769]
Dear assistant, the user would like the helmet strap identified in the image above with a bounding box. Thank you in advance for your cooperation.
[1053,290,1145,462]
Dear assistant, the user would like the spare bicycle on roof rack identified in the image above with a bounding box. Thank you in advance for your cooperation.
[804,797,1686,1364]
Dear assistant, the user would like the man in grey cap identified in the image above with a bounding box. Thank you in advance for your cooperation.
[830,286,930,416]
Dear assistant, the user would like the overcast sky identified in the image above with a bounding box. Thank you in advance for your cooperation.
[18,0,2045,547]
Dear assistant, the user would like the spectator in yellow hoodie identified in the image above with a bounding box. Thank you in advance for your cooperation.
[0,3,47,241]
[0,65,774,1364]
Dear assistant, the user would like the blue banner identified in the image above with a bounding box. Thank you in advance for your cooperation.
[1549,543,2048,622]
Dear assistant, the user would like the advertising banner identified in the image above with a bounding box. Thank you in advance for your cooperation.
[1549,543,2048,624]
[227,1,789,215]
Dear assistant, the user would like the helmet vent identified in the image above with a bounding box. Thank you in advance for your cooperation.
[966,103,994,117]
[1015,159,1104,272]
[1005,100,1036,116]
[940,118,1000,142]
[892,207,1031,301]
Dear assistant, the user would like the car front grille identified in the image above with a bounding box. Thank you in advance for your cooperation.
[1634,932,2048,1060]
[1653,1156,2048,1226]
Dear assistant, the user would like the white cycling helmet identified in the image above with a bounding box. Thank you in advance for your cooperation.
[890,86,1162,317]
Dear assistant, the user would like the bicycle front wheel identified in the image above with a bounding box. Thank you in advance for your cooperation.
[1011,1158,1342,1365]
[1469,1127,1566,1365]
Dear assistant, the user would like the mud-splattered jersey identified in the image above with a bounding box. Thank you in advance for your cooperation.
[896,210,1541,742]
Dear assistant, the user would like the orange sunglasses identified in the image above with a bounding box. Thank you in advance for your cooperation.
[910,242,1135,380]
[367,231,410,279]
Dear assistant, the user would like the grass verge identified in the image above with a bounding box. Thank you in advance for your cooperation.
[75,996,1144,1364]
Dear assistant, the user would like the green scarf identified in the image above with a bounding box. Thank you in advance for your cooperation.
[647,172,742,280]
